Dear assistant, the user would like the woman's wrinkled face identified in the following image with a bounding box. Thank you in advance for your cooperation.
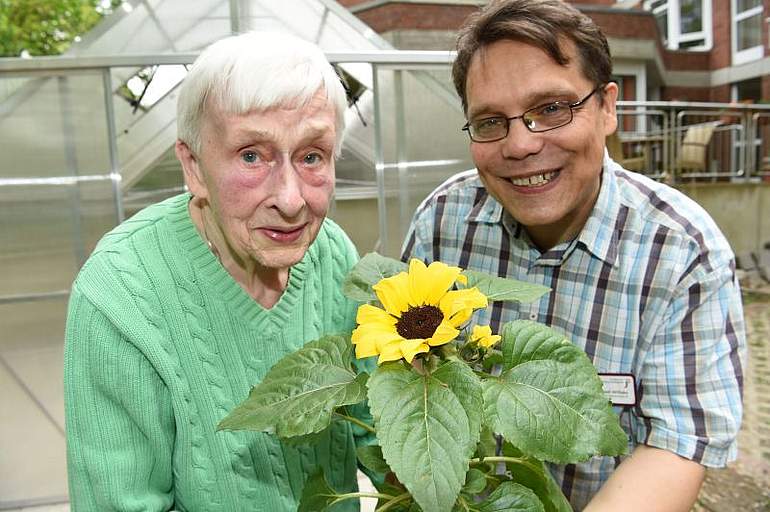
[186,91,337,271]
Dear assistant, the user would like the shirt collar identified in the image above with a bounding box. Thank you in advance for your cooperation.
[576,153,622,267]
[465,180,504,224]
[465,153,622,267]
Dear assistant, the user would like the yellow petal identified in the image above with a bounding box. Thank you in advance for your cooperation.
[377,339,404,364]
[471,325,501,348]
[351,321,399,342]
[449,307,474,327]
[471,325,493,341]
[354,338,379,358]
[356,304,397,326]
[423,261,464,305]
[440,288,488,327]
[456,273,468,286]
[480,334,501,348]
[400,338,430,363]
[427,321,459,347]
[373,272,412,315]
[407,259,430,305]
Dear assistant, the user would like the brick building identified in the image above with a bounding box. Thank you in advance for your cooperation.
[339,0,770,104]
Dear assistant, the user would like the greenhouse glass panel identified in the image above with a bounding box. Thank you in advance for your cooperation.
[371,64,473,258]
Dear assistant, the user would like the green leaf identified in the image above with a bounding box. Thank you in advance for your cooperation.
[342,252,409,302]
[367,361,482,512]
[484,321,627,463]
[281,430,328,447]
[217,335,368,437]
[474,426,499,463]
[357,445,391,475]
[461,270,550,303]
[475,481,545,512]
[463,468,488,495]
[500,442,573,512]
[298,470,344,512]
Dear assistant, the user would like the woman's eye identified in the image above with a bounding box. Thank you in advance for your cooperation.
[303,152,323,166]
[241,151,260,164]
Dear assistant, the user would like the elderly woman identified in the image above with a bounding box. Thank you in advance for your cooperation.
[64,31,368,511]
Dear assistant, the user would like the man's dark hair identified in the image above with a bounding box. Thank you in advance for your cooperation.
[452,0,613,113]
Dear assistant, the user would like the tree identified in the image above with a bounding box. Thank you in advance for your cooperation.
[0,0,122,57]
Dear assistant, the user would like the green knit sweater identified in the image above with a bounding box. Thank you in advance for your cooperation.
[64,194,369,511]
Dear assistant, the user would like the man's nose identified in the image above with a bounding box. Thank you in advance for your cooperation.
[500,119,544,160]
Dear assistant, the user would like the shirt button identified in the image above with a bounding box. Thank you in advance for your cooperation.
[528,312,538,321]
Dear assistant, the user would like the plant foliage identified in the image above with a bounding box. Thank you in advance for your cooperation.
[218,253,627,511]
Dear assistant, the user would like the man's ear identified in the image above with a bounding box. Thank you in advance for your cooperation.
[176,140,208,199]
[601,81,619,137]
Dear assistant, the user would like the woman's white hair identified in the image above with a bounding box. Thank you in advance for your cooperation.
[177,31,347,156]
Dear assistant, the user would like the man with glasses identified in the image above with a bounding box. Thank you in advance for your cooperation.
[401,1,746,511]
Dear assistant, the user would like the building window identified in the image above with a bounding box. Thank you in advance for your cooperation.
[644,0,712,50]
[732,0,764,64]
[733,77,762,102]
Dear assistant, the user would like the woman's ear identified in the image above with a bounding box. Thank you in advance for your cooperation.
[176,140,208,199]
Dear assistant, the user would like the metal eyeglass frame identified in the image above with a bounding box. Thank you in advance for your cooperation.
[461,83,606,143]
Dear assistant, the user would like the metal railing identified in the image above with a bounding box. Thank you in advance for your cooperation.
[2,53,770,310]
[615,100,770,182]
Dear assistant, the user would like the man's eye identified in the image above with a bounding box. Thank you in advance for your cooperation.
[538,103,563,116]
[241,151,260,164]
[475,117,504,132]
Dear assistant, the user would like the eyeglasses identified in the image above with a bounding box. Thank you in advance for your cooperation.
[462,84,606,143]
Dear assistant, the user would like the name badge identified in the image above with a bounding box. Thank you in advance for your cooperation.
[598,373,637,406]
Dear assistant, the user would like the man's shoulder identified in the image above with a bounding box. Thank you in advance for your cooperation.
[612,168,733,260]
[413,169,486,219]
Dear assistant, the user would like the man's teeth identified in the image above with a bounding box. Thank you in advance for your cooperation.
[510,171,558,187]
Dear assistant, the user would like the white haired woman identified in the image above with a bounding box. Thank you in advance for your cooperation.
[64,31,370,511]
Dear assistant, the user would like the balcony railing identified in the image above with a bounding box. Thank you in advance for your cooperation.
[615,100,770,183]
[1,52,770,311]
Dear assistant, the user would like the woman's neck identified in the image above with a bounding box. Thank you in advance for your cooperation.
[188,196,289,309]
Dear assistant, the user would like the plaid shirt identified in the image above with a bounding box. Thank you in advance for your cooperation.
[401,155,746,511]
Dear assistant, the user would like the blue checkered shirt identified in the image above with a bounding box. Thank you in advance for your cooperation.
[401,155,746,511]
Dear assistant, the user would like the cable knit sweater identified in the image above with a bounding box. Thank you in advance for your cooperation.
[64,193,367,511]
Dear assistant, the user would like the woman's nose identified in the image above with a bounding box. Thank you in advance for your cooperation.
[268,160,305,217]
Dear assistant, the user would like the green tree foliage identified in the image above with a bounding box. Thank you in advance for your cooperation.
[0,0,121,57]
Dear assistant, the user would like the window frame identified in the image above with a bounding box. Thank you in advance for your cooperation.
[643,0,713,51]
[731,0,764,65]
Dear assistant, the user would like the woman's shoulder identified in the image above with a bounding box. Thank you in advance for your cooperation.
[75,194,190,299]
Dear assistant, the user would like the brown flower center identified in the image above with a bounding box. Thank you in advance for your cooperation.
[396,305,444,340]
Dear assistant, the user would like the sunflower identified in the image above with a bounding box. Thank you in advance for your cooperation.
[351,259,488,364]
[470,325,501,349]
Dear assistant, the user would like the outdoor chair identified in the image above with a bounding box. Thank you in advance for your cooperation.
[676,121,719,172]
[606,131,647,172]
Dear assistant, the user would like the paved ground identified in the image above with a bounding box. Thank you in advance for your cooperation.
[694,292,770,512]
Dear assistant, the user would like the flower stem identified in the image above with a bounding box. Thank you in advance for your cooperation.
[375,492,412,512]
[333,411,376,434]
[470,456,542,472]
[331,491,396,502]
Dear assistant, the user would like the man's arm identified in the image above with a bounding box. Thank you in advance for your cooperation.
[586,241,745,511]
[584,445,705,512]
